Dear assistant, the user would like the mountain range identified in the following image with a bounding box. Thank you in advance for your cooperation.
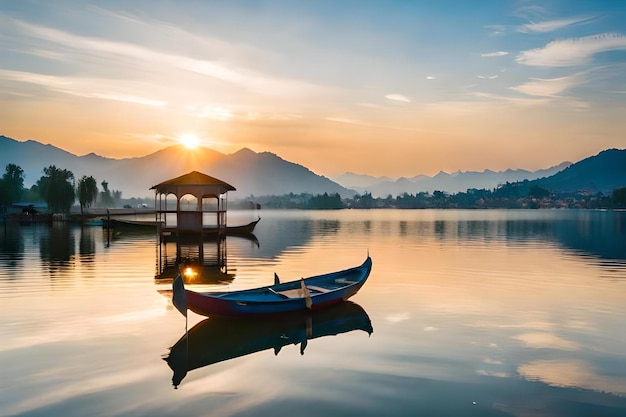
[1,135,624,199]
[0,135,349,199]
[333,162,572,198]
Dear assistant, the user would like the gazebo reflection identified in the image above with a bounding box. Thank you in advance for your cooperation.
[156,234,235,285]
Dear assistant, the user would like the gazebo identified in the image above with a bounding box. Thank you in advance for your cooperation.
[151,171,236,239]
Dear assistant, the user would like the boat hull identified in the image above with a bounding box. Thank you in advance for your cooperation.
[104,218,260,235]
[183,256,372,317]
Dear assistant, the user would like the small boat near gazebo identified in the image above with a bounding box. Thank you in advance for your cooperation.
[102,217,260,235]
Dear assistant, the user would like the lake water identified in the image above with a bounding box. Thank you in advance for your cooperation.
[1,209,626,417]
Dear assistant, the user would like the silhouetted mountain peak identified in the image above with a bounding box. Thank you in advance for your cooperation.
[0,135,351,198]
[232,147,257,156]
[533,148,626,193]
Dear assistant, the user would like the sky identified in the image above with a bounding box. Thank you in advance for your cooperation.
[1,0,625,178]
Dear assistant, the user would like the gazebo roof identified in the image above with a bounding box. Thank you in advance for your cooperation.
[150,171,236,192]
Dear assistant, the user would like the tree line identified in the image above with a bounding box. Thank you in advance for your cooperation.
[0,163,122,213]
[237,182,626,210]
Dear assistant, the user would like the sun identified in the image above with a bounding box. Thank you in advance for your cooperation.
[178,133,200,150]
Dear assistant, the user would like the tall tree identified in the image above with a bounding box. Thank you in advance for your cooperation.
[37,165,75,213]
[77,176,98,213]
[100,180,113,207]
[1,163,25,205]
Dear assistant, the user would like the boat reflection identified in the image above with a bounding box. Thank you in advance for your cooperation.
[163,301,373,388]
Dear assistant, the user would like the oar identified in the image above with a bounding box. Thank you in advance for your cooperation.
[300,278,312,309]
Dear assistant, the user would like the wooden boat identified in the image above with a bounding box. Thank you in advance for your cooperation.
[104,217,260,235]
[164,301,372,387]
[173,255,372,317]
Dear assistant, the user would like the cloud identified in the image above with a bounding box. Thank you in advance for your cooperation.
[4,18,322,99]
[516,33,626,67]
[385,93,411,103]
[0,69,166,106]
[510,75,580,97]
[477,75,498,79]
[518,16,596,33]
[426,76,436,80]
[484,24,506,37]
[481,51,509,58]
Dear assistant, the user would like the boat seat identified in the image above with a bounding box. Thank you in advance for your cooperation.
[335,278,356,284]
[267,288,290,299]
[275,288,306,298]
[307,285,331,293]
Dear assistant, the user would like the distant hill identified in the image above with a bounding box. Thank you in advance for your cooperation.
[333,172,395,189]
[533,148,626,194]
[0,135,351,199]
[333,163,571,197]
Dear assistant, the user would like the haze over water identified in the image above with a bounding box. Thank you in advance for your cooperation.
[1,209,626,416]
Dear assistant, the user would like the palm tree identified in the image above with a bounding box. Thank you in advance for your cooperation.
[37,165,75,213]
[77,176,99,213]
[1,163,25,204]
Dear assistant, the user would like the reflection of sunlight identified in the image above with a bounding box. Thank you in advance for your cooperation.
[2,366,160,416]
[518,359,626,396]
[1,305,168,352]
[182,364,283,416]
[95,308,167,324]
[183,266,199,281]
[512,332,578,351]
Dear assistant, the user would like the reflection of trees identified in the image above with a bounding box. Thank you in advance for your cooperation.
[403,212,626,262]
[39,223,74,273]
[0,224,24,270]
[79,226,97,261]
[551,212,626,261]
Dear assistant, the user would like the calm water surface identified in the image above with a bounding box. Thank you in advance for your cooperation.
[1,209,626,416]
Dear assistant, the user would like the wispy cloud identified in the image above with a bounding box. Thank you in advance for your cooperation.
[426,76,437,80]
[467,89,594,109]
[481,51,509,58]
[518,15,596,33]
[516,33,626,67]
[510,75,582,97]
[3,17,322,99]
[484,24,507,37]
[0,69,166,106]
[477,75,499,80]
[385,93,411,103]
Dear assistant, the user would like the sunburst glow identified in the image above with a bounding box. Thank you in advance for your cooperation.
[179,134,199,150]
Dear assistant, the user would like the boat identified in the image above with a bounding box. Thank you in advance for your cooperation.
[172,255,372,317]
[103,217,260,235]
[163,301,372,387]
